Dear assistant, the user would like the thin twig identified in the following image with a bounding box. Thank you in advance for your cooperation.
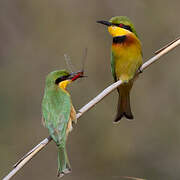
[2,37,180,180]
[119,176,146,180]
[140,37,180,71]
[3,137,52,180]
[13,136,52,168]
[154,37,180,55]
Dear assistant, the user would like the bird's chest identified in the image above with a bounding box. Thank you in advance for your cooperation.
[112,43,141,81]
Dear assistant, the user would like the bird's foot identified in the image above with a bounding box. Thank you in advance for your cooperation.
[138,67,143,73]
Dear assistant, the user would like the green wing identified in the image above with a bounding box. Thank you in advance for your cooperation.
[42,87,71,147]
[111,51,117,82]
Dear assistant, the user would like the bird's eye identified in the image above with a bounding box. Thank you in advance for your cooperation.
[119,23,124,28]
[55,75,69,84]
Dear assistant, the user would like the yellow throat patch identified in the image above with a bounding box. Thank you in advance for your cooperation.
[108,26,130,37]
[59,80,72,90]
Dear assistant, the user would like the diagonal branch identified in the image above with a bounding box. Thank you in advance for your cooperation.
[2,37,180,180]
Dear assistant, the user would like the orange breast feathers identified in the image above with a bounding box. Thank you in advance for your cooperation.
[111,32,142,82]
[66,104,77,136]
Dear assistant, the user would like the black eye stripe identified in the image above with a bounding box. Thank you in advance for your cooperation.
[112,23,133,32]
[55,75,69,84]
[123,25,133,32]
[112,23,119,27]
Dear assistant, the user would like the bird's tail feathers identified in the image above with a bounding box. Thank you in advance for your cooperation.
[57,146,71,178]
[114,86,134,122]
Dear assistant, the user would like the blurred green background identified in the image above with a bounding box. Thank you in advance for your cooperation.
[1,0,180,179]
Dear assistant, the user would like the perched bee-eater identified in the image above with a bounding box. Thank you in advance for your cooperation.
[42,70,84,177]
[97,16,143,122]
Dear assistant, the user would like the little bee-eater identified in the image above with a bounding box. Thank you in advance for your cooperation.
[97,16,143,122]
[42,70,84,177]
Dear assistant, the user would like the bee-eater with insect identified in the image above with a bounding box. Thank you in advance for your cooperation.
[42,70,84,177]
[97,16,143,122]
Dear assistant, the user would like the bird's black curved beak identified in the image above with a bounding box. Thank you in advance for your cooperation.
[96,20,112,26]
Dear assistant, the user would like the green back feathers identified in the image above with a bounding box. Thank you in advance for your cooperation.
[42,70,71,147]
[109,16,138,37]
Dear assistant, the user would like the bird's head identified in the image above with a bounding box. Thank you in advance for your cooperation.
[45,70,84,90]
[97,16,138,38]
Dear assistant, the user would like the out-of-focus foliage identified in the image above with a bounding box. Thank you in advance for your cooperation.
[1,0,180,179]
